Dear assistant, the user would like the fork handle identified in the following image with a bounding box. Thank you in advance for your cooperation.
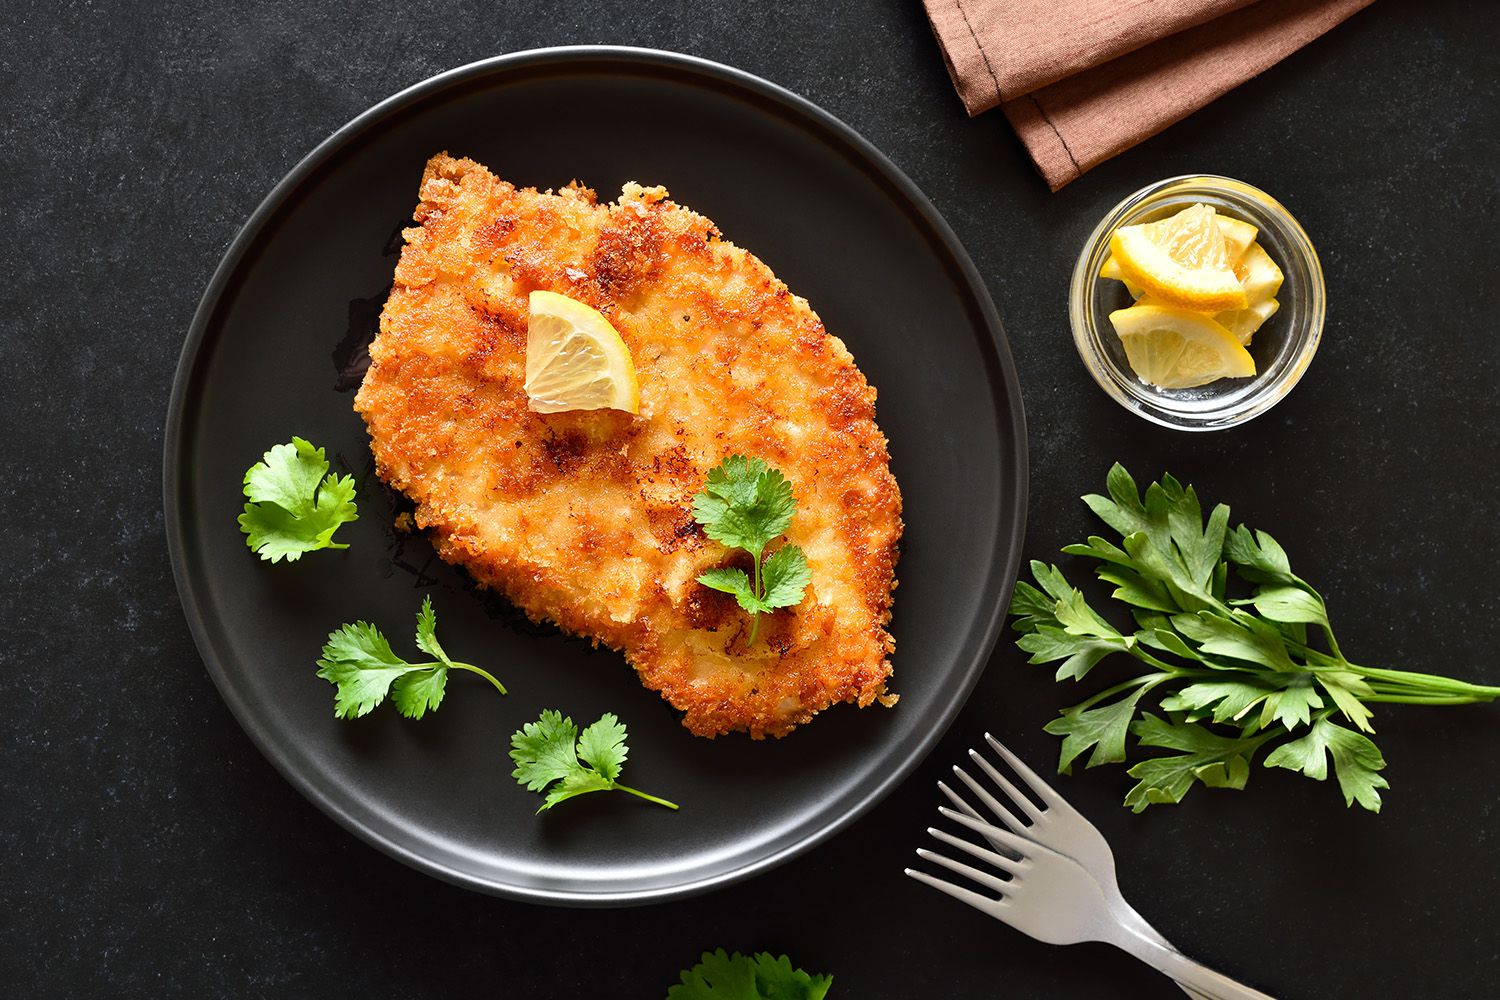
[1113,934,1278,1000]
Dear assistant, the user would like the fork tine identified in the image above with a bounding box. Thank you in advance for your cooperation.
[984,733,1068,809]
[927,826,1024,875]
[916,847,1011,895]
[939,780,1027,861]
[952,765,1029,833]
[969,747,1045,822]
[903,867,1005,916]
[939,806,1042,859]
[936,780,982,820]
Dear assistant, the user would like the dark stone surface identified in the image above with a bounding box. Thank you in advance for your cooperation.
[3,1,1496,996]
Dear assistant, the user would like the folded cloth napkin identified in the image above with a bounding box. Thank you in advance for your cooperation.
[925,0,1375,190]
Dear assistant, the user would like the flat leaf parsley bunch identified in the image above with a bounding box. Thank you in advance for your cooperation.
[1010,464,1500,813]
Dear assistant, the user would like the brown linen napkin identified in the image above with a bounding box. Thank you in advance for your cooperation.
[926,0,1375,190]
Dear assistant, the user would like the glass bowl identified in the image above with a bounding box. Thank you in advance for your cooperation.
[1070,175,1324,431]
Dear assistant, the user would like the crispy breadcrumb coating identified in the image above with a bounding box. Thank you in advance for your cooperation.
[355,154,901,737]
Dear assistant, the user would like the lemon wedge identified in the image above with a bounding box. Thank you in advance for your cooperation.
[1099,255,1143,298]
[1110,204,1249,313]
[1214,297,1280,346]
[1110,302,1255,389]
[524,290,640,414]
[1101,215,1253,292]
[1233,242,1284,304]
[1218,216,1258,263]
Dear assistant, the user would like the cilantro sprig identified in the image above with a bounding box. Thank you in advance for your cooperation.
[1010,463,1500,813]
[668,950,832,1000]
[238,436,358,561]
[509,710,677,812]
[316,597,506,719]
[692,456,811,645]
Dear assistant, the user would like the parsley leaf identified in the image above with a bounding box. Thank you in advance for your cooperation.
[1264,717,1389,812]
[1124,715,1269,812]
[1045,687,1149,773]
[315,596,506,719]
[1009,463,1500,813]
[509,710,677,812]
[238,437,358,561]
[1159,678,1278,724]
[668,950,832,1000]
[692,456,810,645]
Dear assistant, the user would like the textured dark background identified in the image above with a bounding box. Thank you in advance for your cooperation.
[4,1,1497,997]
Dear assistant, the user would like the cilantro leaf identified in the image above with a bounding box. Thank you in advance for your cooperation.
[315,597,505,719]
[413,595,452,665]
[761,544,811,609]
[691,456,796,557]
[1009,464,1500,814]
[698,567,770,615]
[238,437,358,562]
[668,949,832,1000]
[316,622,411,718]
[577,712,628,782]
[391,666,448,719]
[509,710,677,812]
[509,710,584,791]
[692,456,810,645]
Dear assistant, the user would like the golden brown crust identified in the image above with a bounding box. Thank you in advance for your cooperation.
[354,153,903,738]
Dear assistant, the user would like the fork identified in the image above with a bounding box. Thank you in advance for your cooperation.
[940,735,1205,999]
[907,736,1277,1000]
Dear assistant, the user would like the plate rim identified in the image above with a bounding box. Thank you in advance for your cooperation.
[162,45,1029,905]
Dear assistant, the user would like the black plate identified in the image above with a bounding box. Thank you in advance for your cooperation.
[163,47,1027,905]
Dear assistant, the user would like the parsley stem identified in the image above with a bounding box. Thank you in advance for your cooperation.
[1075,673,1169,711]
[1132,648,1197,674]
[614,783,680,810]
[1350,664,1500,697]
[1363,692,1496,705]
[1285,643,1342,668]
[449,661,509,696]
[1321,626,1345,662]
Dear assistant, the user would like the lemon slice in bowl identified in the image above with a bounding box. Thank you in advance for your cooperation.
[1110,302,1256,389]
[1233,242,1284,304]
[1218,216,1258,263]
[1215,297,1280,345]
[1110,204,1249,313]
[524,290,640,414]
[1099,255,1144,298]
